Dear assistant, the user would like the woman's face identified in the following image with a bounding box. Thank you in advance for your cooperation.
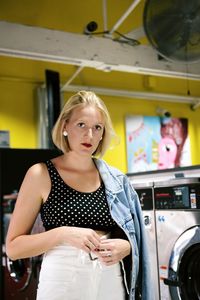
[64,105,105,156]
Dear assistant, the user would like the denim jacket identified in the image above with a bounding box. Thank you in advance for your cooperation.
[95,159,152,300]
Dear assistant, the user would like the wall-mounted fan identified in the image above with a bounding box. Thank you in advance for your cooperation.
[143,0,200,63]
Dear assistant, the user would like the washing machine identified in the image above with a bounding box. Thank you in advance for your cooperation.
[132,182,160,300]
[154,178,200,300]
[2,195,43,299]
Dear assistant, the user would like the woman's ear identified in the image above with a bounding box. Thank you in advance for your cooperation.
[63,130,68,137]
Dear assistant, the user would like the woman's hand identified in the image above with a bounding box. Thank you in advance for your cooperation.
[63,227,101,253]
[94,238,131,266]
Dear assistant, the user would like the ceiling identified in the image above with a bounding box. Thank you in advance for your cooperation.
[0,0,200,104]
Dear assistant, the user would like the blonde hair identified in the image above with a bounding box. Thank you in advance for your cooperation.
[52,91,117,157]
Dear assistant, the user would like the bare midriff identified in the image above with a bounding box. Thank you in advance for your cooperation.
[95,230,110,238]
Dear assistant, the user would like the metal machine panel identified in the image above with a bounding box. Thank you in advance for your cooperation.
[154,179,200,300]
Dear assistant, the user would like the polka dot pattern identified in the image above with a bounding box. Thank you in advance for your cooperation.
[40,160,117,231]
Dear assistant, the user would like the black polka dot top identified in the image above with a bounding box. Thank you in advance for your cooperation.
[40,160,117,231]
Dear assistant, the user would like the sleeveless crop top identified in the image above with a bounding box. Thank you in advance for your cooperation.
[40,160,117,231]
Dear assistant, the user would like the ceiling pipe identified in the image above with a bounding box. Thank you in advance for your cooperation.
[102,0,108,33]
[109,0,141,34]
[61,65,84,91]
[190,101,200,110]
[62,84,200,106]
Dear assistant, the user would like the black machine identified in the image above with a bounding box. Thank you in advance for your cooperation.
[0,148,59,299]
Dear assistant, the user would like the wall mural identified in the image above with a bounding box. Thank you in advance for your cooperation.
[125,115,191,173]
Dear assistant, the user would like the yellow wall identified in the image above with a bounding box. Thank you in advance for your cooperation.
[1,1,200,172]
[1,79,200,173]
[0,80,38,148]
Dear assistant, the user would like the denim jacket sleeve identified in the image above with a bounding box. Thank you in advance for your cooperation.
[95,159,152,300]
[122,175,152,300]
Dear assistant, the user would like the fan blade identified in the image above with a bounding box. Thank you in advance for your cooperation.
[143,0,200,62]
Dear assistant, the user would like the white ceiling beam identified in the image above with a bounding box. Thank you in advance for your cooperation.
[0,21,200,80]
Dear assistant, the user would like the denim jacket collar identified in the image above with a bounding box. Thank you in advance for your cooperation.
[94,158,123,194]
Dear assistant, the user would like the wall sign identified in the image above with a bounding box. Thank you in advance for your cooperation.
[125,115,191,173]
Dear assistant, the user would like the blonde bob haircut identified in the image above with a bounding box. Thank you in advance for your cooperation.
[52,90,117,157]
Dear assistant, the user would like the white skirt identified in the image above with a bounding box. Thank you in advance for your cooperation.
[37,244,125,300]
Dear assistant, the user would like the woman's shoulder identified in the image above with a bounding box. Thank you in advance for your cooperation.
[25,161,48,178]
[95,158,125,176]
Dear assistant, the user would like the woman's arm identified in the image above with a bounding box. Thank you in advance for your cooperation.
[6,163,62,259]
[6,163,101,260]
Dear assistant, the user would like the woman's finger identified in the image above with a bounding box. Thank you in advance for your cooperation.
[102,251,112,258]
[98,241,114,251]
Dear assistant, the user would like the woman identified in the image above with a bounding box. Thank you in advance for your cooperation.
[6,91,151,300]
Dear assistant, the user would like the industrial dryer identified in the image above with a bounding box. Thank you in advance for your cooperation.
[154,178,200,300]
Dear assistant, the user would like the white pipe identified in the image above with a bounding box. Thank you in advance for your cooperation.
[102,0,108,32]
[109,0,141,34]
[62,84,200,105]
[190,101,200,110]
[61,66,84,91]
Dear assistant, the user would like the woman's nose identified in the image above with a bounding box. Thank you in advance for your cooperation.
[86,127,93,138]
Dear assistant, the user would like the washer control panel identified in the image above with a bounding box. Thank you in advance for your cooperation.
[154,184,200,209]
[135,188,154,210]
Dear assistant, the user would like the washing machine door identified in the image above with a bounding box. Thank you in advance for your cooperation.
[5,256,33,291]
[164,226,200,300]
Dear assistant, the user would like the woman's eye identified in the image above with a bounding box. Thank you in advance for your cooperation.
[77,123,85,128]
[94,125,103,131]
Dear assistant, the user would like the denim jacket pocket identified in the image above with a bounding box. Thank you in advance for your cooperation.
[123,215,135,234]
[123,217,139,259]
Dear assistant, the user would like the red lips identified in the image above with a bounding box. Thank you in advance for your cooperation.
[81,143,92,148]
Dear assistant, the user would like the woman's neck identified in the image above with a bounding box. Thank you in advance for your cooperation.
[60,152,96,172]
